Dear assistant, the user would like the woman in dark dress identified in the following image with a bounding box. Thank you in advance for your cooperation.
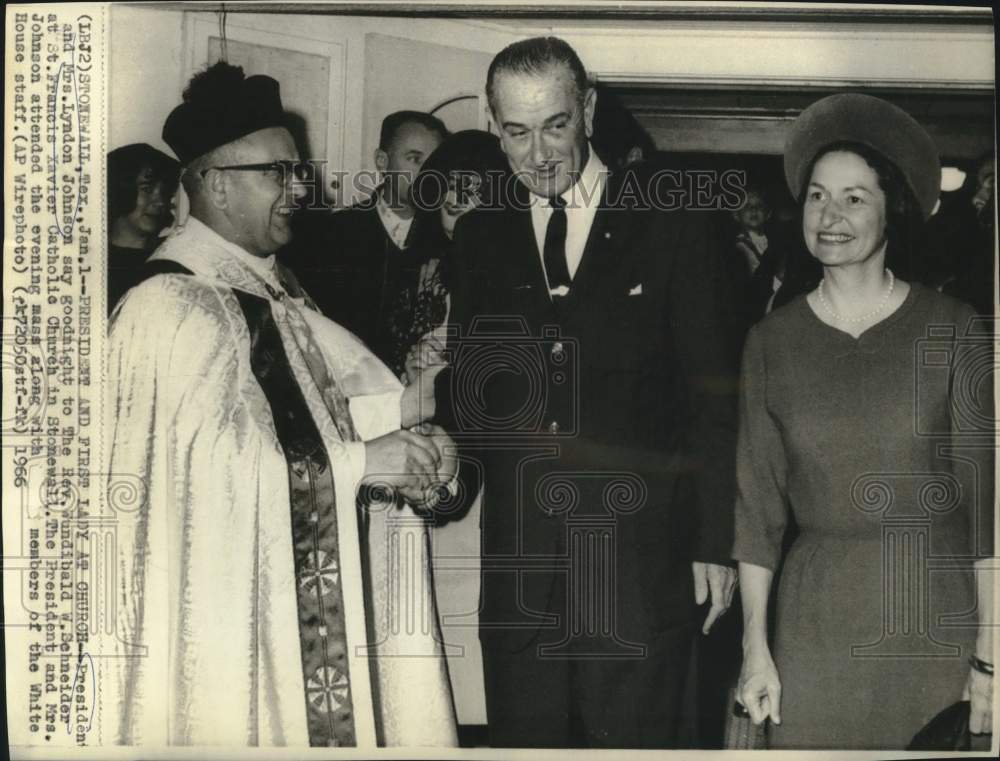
[394,130,508,383]
[107,144,180,313]
[733,94,994,748]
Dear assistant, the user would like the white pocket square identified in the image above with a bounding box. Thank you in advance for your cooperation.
[628,284,643,296]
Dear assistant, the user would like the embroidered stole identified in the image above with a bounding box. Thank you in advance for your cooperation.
[141,260,364,747]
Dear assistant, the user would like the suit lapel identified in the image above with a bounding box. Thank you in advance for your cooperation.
[561,175,632,320]
[499,173,637,324]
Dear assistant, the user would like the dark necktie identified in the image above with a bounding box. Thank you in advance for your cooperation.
[543,196,570,292]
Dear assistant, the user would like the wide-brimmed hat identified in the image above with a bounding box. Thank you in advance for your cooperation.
[784,93,941,220]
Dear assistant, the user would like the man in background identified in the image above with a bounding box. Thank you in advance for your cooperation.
[958,152,996,315]
[926,151,995,316]
[289,110,447,371]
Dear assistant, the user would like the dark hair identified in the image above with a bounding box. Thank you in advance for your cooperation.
[408,130,510,288]
[970,150,995,197]
[799,141,922,280]
[378,110,449,151]
[486,36,589,114]
[973,150,995,173]
[590,85,655,170]
[108,143,181,221]
[741,183,772,207]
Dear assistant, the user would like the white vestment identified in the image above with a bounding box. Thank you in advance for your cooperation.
[99,217,457,747]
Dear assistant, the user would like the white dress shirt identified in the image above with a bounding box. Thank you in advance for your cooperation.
[376,193,414,250]
[748,229,769,256]
[529,147,608,293]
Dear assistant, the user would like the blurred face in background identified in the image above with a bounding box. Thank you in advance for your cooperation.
[440,172,483,240]
[734,190,771,233]
[972,157,995,222]
[377,122,444,211]
[125,166,173,240]
[492,63,595,199]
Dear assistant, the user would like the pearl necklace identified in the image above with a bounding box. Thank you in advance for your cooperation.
[817,269,895,324]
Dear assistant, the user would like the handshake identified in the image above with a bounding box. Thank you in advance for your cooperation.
[361,342,455,509]
[361,423,457,510]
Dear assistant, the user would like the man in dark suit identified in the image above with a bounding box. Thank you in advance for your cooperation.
[288,111,447,371]
[436,37,740,748]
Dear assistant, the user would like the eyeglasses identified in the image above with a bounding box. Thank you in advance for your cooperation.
[200,160,309,183]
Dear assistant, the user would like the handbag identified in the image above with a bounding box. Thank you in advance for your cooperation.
[907,700,972,750]
[724,685,768,749]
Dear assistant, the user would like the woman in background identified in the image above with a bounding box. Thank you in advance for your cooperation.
[733,93,994,748]
[107,143,180,313]
[392,129,508,383]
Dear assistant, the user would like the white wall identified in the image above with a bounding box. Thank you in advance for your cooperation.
[362,33,494,171]
[108,5,186,152]
[109,10,515,168]
[480,18,995,89]
[109,9,994,160]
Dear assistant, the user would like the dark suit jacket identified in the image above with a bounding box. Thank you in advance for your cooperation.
[286,200,422,371]
[721,223,793,343]
[438,169,741,654]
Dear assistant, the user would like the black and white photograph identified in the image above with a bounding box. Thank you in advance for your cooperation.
[2,1,997,757]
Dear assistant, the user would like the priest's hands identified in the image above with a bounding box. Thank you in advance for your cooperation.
[361,425,457,509]
[407,423,458,511]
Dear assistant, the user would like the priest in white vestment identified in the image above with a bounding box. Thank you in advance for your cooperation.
[100,61,458,748]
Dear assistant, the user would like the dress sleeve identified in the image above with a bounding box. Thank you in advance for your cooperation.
[949,306,995,559]
[732,324,790,571]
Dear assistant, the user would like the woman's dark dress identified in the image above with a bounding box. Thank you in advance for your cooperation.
[733,284,994,749]
[108,244,154,315]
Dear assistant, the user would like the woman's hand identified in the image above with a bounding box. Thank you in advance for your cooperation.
[737,646,782,726]
[963,665,993,735]
[404,334,446,387]
[400,349,447,428]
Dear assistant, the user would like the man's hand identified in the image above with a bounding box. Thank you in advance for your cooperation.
[400,339,447,428]
[419,423,458,485]
[407,423,458,511]
[692,561,737,634]
[362,429,441,502]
